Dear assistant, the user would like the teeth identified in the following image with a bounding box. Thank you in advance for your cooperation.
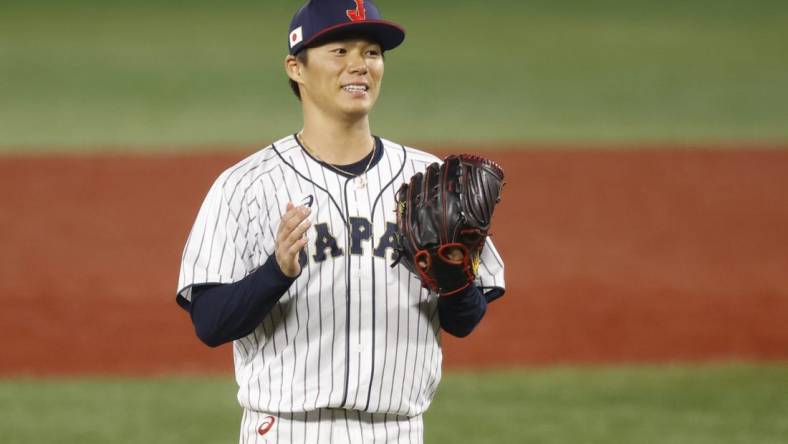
[343,85,367,92]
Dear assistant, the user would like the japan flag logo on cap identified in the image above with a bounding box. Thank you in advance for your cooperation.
[289,26,303,48]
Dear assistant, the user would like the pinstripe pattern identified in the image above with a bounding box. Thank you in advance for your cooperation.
[241,408,423,444]
[177,134,505,432]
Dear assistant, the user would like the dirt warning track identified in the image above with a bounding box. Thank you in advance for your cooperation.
[1,146,787,375]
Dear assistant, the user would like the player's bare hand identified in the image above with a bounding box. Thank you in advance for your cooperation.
[275,202,311,278]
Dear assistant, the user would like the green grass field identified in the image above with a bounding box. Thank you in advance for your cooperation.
[2,364,787,443]
[2,0,788,149]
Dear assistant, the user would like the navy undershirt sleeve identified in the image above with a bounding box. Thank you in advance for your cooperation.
[188,255,297,347]
[189,259,501,345]
[438,285,500,338]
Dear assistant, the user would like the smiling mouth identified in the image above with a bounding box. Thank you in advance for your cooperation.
[342,84,369,93]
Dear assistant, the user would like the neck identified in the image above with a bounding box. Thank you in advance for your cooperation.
[299,107,375,165]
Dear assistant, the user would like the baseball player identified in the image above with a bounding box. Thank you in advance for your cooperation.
[176,1,505,442]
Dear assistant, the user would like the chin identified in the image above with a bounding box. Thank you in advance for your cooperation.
[339,102,375,119]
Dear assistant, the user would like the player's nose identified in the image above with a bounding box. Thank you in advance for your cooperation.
[347,52,368,75]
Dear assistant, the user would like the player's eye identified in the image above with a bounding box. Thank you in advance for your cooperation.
[331,47,347,55]
[366,49,381,57]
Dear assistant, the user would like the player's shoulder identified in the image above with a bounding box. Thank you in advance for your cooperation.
[211,134,298,193]
[378,137,442,166]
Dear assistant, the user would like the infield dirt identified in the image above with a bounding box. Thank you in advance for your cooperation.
[2,146,787,375]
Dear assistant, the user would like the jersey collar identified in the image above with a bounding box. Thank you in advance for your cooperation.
[293,133,384,178]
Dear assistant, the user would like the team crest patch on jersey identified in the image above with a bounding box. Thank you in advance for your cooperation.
[257,415,276,436]
[346,0,367,21]
[289,26,303,48]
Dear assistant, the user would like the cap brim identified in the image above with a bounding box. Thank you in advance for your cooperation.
[293,20,405,54]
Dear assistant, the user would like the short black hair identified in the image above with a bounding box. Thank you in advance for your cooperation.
[287,32,385,101]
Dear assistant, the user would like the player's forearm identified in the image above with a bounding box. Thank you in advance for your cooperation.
[437,285,488,338]
[189,256,296,347]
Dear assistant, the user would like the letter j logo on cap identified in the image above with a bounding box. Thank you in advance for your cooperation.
[346,0,367,22]
[289,26,303,48]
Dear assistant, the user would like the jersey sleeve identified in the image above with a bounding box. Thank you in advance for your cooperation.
[474,237,506,299]
[177,175,253,305]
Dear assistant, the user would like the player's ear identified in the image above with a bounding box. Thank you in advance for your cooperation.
[284,55,302,82]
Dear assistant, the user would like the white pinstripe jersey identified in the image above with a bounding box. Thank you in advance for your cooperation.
[177,134,505,417]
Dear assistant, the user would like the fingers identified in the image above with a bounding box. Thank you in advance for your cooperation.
[286,214,311,244]
[277,204,310,239]
[275,203,312,277]
[286,236,309,257]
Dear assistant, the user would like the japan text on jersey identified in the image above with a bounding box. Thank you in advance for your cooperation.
[177,135,505,416]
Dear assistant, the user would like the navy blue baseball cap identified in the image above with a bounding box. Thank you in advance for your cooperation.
[288,0,405,55]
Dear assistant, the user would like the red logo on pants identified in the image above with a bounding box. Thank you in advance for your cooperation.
[346,0,367,21]
[257,416,276,436]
